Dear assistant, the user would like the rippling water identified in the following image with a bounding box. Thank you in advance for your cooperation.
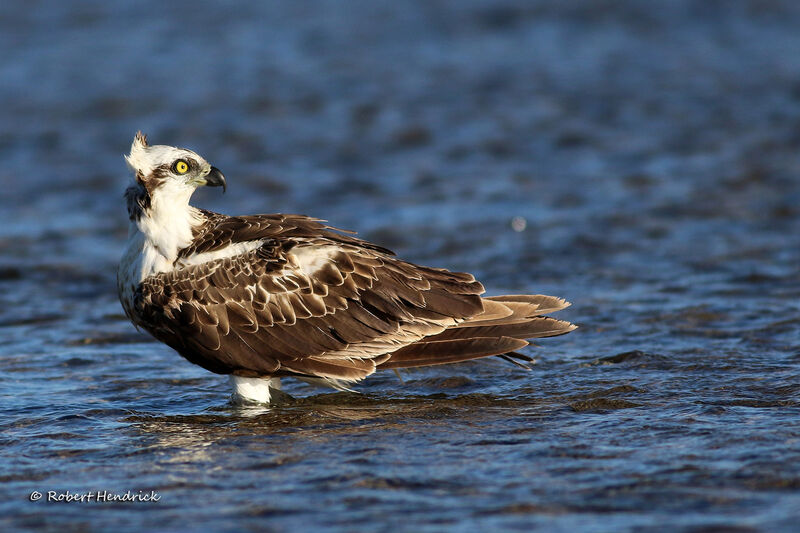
[2,1,800,531]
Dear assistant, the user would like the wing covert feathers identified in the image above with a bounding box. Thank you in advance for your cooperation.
[131,212,575,385]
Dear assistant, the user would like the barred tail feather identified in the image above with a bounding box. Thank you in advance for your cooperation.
[378,336,528,370]
[379,294,575,371]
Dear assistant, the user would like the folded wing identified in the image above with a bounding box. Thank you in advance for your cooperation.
[133,214,574,385]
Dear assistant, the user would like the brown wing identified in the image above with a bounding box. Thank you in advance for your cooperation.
[178,212,393,260]
[134,236,485,382]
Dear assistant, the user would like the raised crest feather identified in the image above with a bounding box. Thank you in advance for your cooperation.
[125,131,150,173]
[134,131,149,148]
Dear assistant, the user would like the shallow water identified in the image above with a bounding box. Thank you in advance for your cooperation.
[2,1,800,531]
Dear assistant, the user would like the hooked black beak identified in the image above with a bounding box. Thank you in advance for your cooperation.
[205,166,227,193]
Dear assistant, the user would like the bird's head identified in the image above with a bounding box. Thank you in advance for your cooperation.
[124,132,226,201]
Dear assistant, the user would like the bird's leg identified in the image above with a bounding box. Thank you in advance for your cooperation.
[229,375,279,404]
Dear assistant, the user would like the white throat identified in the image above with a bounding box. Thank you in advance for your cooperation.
[118,183,203,314]
[136,184,201,267]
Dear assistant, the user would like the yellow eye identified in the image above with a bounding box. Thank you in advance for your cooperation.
[174,160,189,174]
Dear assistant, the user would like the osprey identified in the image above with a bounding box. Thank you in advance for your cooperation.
[118,132,576,404]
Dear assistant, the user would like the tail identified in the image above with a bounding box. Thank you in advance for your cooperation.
[377,294,576,370]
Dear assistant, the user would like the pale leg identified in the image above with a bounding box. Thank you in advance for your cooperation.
[229,376,281,404]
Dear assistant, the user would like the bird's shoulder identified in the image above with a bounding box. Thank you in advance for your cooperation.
[134,209,403,316]
[134,208,484,320]
[175,210,393,263]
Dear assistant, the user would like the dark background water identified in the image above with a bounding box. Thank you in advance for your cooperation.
[2,1,800,531]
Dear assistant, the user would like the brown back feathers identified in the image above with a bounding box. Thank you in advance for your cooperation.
[130,212,575,382]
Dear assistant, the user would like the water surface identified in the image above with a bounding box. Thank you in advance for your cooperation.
[1,1,800,531]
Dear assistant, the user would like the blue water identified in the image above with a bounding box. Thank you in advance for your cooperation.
[2,1,800,531]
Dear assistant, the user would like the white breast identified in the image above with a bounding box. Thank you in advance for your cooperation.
[117,198,203,316]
